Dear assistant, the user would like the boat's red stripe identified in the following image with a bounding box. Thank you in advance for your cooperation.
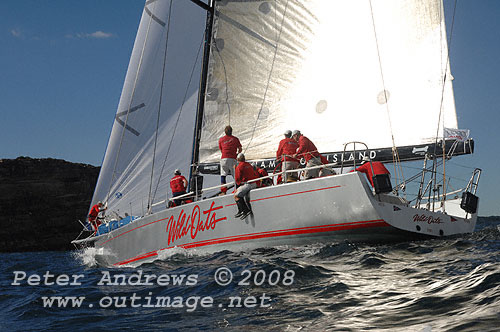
[250,185,342,203]
[117,251,158,266]
[114,219,389,266]
[100,184,343,247]
[98,217,170,246]
[166,219,384,248]
[180,221,388,249]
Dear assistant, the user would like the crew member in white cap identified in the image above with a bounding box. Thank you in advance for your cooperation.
[292,130,323,179]
[276,129,299,183]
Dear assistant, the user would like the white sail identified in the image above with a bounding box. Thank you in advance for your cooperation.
[199,0,458,164]
[91,0,205,216]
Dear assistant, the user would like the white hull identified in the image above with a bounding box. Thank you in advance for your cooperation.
[76,172,477,266]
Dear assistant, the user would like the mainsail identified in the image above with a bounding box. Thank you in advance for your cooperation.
[91,0,466,214]
[91,1,205,216]
[199,0,458,164]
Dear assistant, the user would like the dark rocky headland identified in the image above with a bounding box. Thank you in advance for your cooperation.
[0,157,99,252]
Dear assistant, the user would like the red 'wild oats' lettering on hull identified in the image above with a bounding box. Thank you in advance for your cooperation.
[166,201,227,245]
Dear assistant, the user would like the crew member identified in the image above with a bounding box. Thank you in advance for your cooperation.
[170,169,188,207]
[276,130,299,183]
[292,130,322,179]
[218,125,242,194]
[88,201,106,233]
[234,153,259,219]
[254,165,272,187]
[354,156,390,187]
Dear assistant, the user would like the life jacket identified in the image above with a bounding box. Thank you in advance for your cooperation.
[88,204,100,220]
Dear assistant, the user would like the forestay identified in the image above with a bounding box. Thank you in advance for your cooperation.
[199,0,458,164]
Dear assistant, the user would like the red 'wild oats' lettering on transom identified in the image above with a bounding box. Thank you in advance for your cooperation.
[412,214,443,224]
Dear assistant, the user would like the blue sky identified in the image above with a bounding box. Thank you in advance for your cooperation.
[0,0,145,166]
[1,0,499,216]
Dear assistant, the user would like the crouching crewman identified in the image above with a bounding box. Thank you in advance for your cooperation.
[234,153,259,219]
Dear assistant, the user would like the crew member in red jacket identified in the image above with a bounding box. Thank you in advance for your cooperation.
[254,165,272,187]
[218,125,242,194]
[276,130,299,183]
[170,169,188,207]
[292,130,323,179]
[234,153,259,219]
[354,157,390,187]
[88,201,106,232]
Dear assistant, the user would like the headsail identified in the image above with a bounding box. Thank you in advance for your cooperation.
[91,0,205,216]
[198,0,458,165]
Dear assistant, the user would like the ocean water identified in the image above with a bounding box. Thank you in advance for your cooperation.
[1,217,499,332]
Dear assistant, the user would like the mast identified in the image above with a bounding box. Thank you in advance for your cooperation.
[189,0,215,197]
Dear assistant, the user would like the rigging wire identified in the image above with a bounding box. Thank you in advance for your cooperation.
[106,2,156,205]
[434,0,458,146]
[433,0,458,206]
[244,0,290,154]
[151,35,205,205]
[368,0,406,194]
[147,0,174,214]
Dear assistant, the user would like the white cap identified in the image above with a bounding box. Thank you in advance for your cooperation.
[237,153,245,161]
[292,130,301,137]
[284,130,292,137]
[174,169,181,175]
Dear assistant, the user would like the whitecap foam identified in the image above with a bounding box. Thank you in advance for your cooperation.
[72,247,98,267]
